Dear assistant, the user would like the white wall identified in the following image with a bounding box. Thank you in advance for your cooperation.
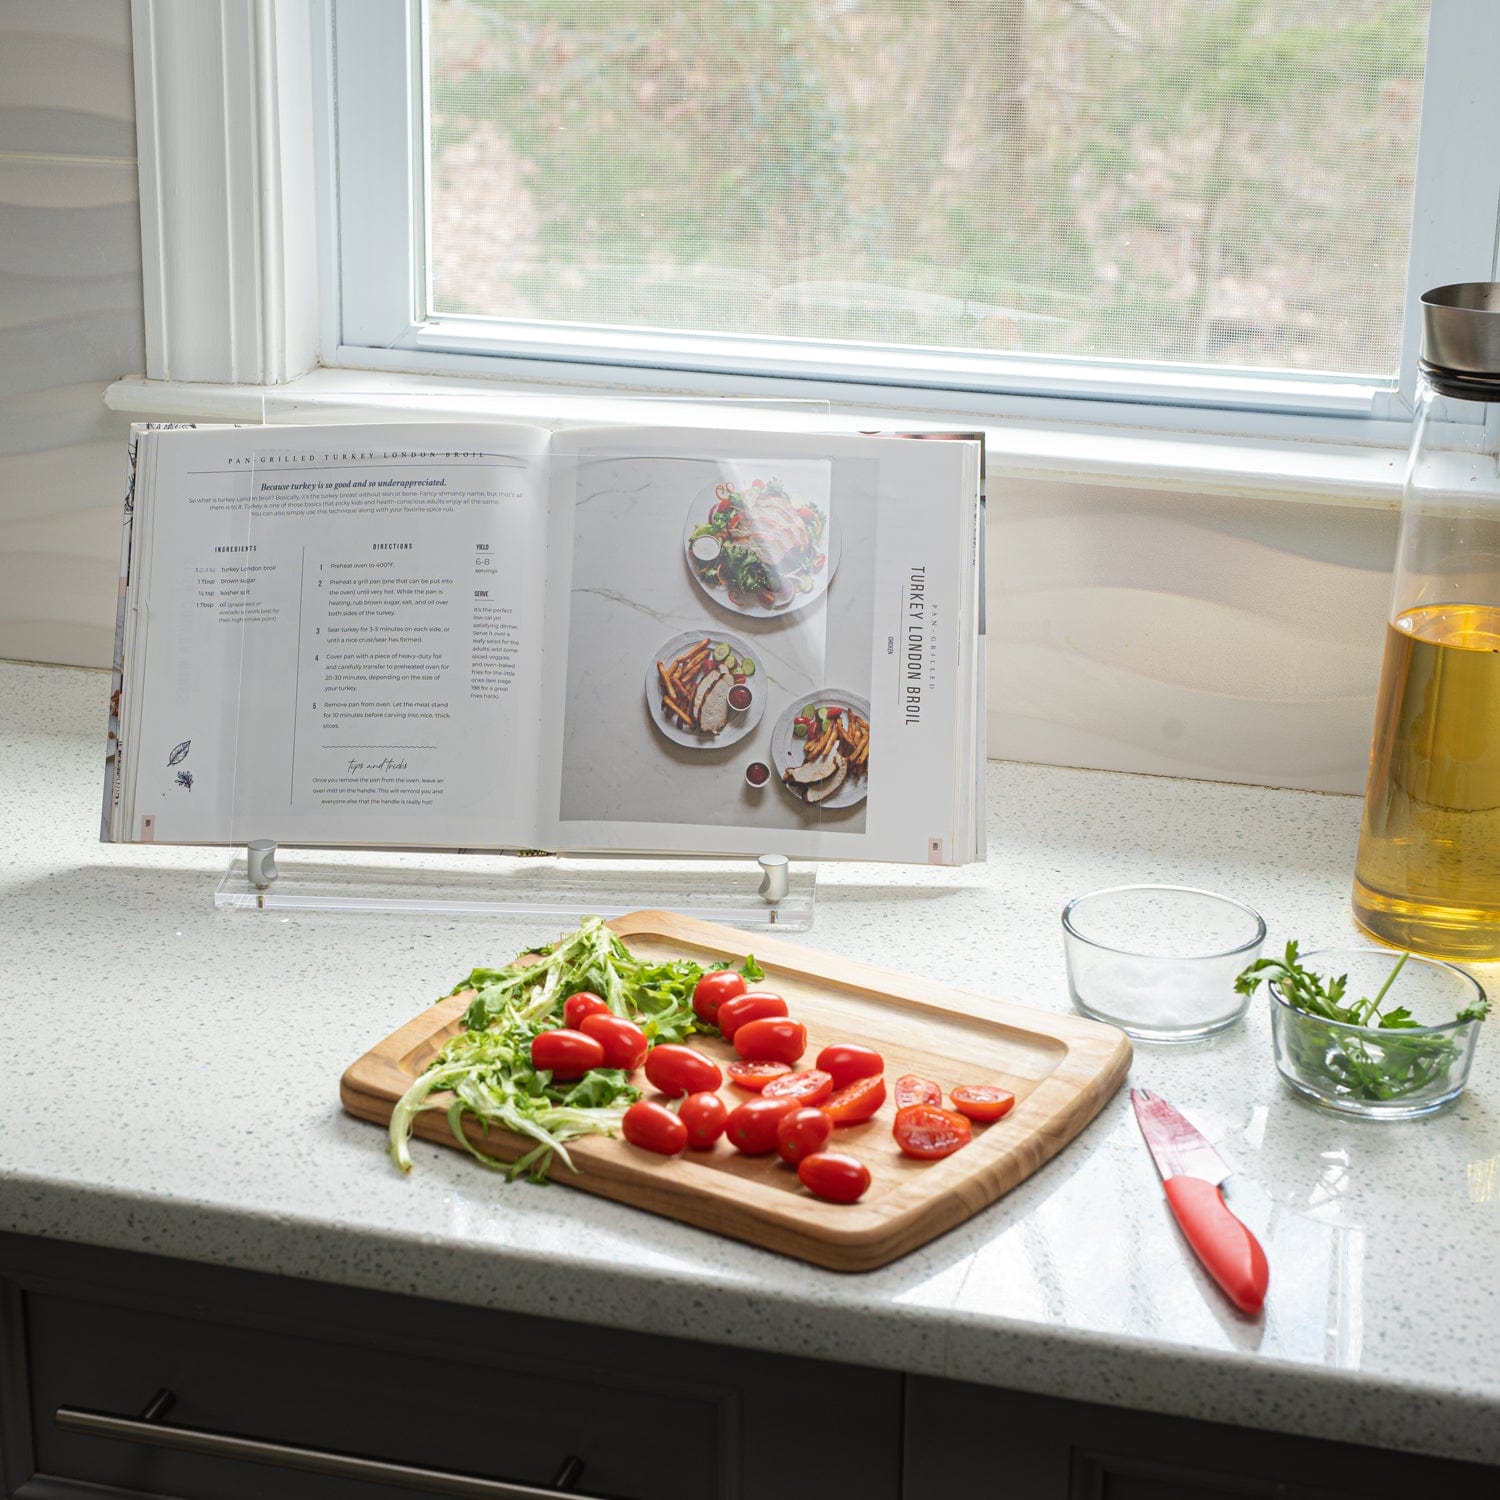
[986,482,1395,794]
[0,0,1393,795]
[0,0,142,667]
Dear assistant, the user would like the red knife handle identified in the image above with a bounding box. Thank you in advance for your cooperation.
[1162,1175,1269,1315]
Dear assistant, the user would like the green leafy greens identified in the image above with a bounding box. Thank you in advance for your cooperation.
[1235,941,1488,1103]
[387,917,760,1181]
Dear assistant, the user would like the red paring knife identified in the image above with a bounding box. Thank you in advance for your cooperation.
[1131,1088,1269,1315]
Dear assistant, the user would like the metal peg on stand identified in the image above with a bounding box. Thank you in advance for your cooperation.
[757,853,789,921]
[246,840,279,890]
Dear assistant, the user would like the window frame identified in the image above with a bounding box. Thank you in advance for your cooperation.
[115,0,1500,492]
[323,0,1500,444]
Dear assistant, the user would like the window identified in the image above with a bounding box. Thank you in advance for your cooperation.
[324,0,1500,434]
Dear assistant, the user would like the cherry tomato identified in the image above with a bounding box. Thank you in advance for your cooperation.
[822,1073,887,1125]
[621,1100,687,1156]
[725,1095,799,1156]
[530,1028,605,1081]
[563,991,611,1031]
[717,991,789,1041]
[678,1091,728,1149]
[762,1068,834,1106]
[733,1017,807,1066]
[950,1084,1016,1123]
[726,1059,793,1092]
[644,1044,723,1098]
[798,1152,871,1204]
[816,1044,885,1091]
[578,1013,648,1071]
[776,1106,833,1164]
[692,969,746,1026]
[893,1074,943,1109]
[893,1104,972,1159]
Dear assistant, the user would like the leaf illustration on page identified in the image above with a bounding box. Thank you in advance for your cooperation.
[167,739,191,766]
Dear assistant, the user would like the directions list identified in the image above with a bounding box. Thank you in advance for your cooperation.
[134,427,549,846]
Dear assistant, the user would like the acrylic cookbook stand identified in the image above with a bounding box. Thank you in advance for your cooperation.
[215,844,816,929]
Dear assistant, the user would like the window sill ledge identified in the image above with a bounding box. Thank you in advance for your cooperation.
[103,369,1407,511]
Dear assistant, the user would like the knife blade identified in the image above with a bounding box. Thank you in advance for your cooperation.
[1131,1088,1269,1315]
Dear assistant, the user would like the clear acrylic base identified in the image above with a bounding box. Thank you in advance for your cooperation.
[214,846,816,929]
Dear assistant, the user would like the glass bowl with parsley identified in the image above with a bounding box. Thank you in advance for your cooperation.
[1237,942,1488,1119]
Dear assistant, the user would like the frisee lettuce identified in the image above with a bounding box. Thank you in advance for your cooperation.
[388,916,757,1181]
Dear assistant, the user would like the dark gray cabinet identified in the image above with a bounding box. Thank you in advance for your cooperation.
[3,1234,1497,1500]
[902,1376,1497,1500]
[0,1233,900,1500]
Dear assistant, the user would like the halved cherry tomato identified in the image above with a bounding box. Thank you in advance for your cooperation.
[578,1013,648,1071]
[644,1044,723,1098]
[692,969,746,1026]
[950,1084,1016,1123]
[621,1100,687,1156]
[798,1152,871,1204]
[776,1106,833,1165]
[822,1073,886,1125]
[893,1104,972,1159]
[762,1068,834,1106]
[725,1095,799,1156]
[733,1016,807,1066]
[530,1028,605,1080]
[563,991,611,1031]
[816,1044,884,1091]
[718,991,788,1041]
[678,1091,728,1149]
[727,1060,793,1092]
[893,1074,943,1109]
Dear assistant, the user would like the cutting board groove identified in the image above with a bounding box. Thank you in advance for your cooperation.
[340,910,1131,1271]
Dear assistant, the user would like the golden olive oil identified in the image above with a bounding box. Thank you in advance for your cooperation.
[1353,602,1500,959]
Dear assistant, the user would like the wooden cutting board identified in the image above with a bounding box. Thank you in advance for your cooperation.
[340,910,1131,1272]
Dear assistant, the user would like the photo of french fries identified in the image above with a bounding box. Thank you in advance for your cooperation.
[645,630,762,747]
[799,707,869,771]
[776,693,871,808]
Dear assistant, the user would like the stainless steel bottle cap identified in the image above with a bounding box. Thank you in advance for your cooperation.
[1421,283,1500,379]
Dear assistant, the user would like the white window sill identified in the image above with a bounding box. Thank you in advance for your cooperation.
[103,369,1407,511]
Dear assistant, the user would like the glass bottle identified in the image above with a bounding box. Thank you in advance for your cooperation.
[1352,284,1500,960]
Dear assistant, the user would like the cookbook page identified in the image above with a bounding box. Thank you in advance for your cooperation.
[532,425,979,863]
[117,422,552,848]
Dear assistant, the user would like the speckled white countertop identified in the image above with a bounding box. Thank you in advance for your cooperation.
[4,660,1498,1466]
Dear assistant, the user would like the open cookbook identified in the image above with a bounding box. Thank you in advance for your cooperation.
[103,419,985,865]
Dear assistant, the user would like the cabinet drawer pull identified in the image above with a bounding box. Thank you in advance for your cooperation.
[55,1391,594,1499]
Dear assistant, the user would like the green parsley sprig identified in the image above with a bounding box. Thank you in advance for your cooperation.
[1235,940,1488,1103]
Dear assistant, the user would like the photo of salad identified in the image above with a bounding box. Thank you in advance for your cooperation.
[644,629,766,750]
[684,475,840,617]
[770,691,871,810]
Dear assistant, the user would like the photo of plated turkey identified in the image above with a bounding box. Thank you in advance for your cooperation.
[644,630,765,750]
[770,691,871,810]
[684,475,841,618]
